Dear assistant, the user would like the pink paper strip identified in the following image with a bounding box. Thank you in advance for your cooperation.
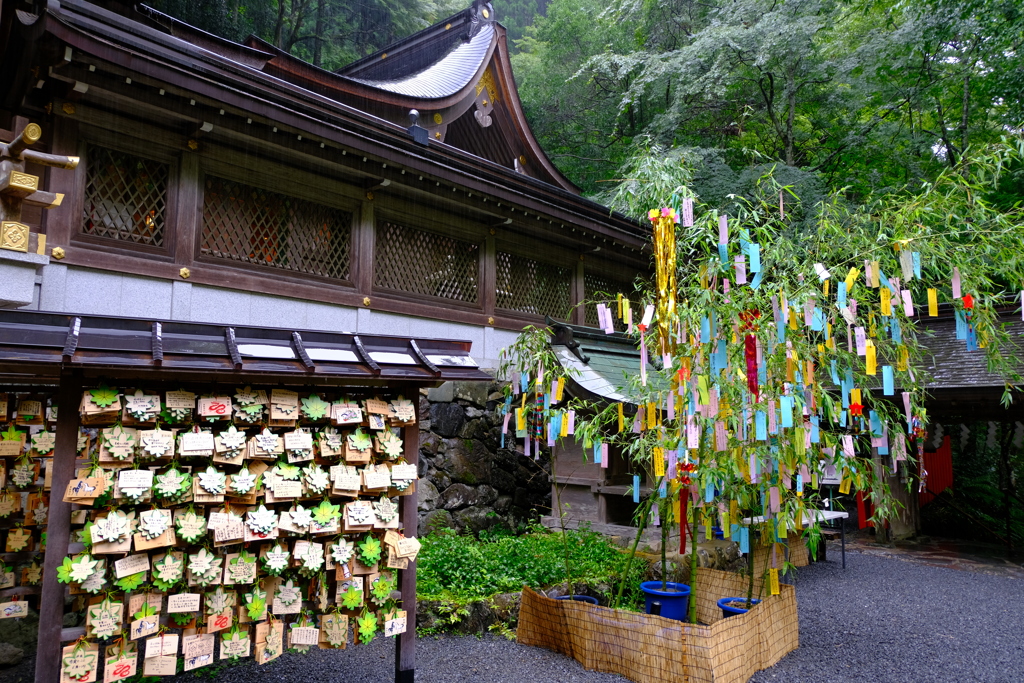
[855,327,867,355]
[687,416,699,448]
[902,289,914,316]
[952,267,962,299]
[769,487,780,513]
[734,256,747,284]
[714,421,727,451]
[601,443,609,468]
[719,215,728,244]
[667,392,675,421]
[567,410,575,435]
[842,435,855,458]
[682,198,694,227]
[902,392,912,420]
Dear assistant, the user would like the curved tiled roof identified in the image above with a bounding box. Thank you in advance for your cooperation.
[345,22,495,100]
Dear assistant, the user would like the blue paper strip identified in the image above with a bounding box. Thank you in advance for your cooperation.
[780,396,794,428]
[891,318,902,344]
[705,481,715,503]
[750,270,764,290]
[839,410,847,427]
[796,474,804,491]
[913,252,922,279]
[811,308,825,331]
[718,242,729,265]
[838,281,847,307]
[870,410,882,437]
[739,527,750,554]
[633,474,640,503]
[882,366,894,395]
[755,411,767,441]
[830,360,840,385]
[520,374,529,394]
[594,442,602,464]
[810,415,820,443]
[701,316,711,343]
[748,243,762,272]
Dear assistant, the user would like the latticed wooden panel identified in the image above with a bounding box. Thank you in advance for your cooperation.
[374,222,479,302]
[201,176,352,281]
[81,145,168,246]
[496,251,572,320]
[584,272,633,329]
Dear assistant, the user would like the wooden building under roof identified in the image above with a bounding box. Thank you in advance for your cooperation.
[0,0,648,369]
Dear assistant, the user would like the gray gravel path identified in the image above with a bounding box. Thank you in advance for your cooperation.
[6,548,1022,683]
[751,550,1024,683]
[163,631,628,683]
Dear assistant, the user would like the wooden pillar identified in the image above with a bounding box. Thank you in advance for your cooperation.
[481,233,496,319]
[174,149,200,267]
[353,199,375,295]
[36,370,82,683]
[572,258,586,325]
[395,386,419,683]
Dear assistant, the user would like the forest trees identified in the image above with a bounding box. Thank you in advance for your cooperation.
[148,0,465,70]
[513,0,1024,201]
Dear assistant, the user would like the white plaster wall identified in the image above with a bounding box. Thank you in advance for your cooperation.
[33,264,520,369]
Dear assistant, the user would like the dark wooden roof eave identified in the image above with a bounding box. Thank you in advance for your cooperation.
[0,310,491,387]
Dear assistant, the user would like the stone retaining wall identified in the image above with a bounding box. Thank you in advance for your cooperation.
[416,382,552,536]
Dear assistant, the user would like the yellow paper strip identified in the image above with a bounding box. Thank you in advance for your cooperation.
[850,388,862,405]
[647,402,657,430]
[865,340,876,375]
[839,476,852,494]
[560,413,569,437]
[845,267,859,290]
[928,288,938,316]
[515,408,525,431]
[653,446,665,477]
[870,261,880,287]
[770,568,780,595]
[617,403,625,433]
[555,377,565,403]
[880,287,891,316]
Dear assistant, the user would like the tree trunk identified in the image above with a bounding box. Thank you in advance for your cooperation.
[313,0,326,67]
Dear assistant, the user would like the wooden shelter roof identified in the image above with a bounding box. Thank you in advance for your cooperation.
[0,310,490,386]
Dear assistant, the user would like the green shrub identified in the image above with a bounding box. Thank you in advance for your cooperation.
[417,526,628,602]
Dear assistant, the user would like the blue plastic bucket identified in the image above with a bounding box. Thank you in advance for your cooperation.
[717,596,761,618]
[640,581,691,621]
[555,595,598,605]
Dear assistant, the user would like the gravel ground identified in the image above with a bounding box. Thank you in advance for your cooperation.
[5,548,1023,683]
[750,550,1024,683]
[162,631,628,683]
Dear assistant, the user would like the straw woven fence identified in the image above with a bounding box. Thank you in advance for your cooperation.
[517,568,799,683]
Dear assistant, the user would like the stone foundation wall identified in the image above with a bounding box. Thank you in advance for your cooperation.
[416,381,551,536]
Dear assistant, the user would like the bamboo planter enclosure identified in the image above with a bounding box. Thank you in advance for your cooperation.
[518,568,798,683]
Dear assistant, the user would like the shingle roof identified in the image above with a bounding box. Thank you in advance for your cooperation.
[343,23,495,100]
[919,316,1024,389]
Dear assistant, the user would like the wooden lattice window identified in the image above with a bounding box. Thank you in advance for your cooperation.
[496,251,572,319]
[374,221,479,303]
[584,272,633,329]
[81,145,168,247]
[200,176,352,281]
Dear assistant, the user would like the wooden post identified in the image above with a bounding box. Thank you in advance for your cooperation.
[572,258,586,325]
[395,387,419,683]
[481,234,496,320]
[35,370,82,683]
[353,199,376,295]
